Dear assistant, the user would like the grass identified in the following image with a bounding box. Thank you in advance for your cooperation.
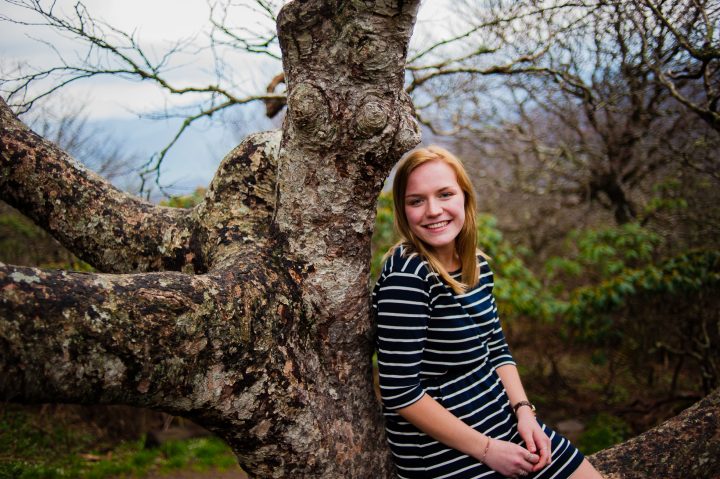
[0,406,239,479]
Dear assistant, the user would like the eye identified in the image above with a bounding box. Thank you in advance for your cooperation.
[439,191,454,199]
[406,198,423,206]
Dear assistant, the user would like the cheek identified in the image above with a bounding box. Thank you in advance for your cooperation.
[454,202,466,226]
[405,207,421,226]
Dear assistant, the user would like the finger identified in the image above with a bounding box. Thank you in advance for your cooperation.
[524,433,537,454]
[544,437,553,465]
[532,446,549,471]
[534,430,551,468]
[533,444,550,472]
[524,451,540,464]
[529,441,546,471]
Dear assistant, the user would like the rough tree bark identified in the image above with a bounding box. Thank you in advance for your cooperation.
[589,387,720,479]
[1,1,718,478]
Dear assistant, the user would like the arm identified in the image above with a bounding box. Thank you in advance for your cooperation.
[374,255,484,455]
[496,365,552,471]
[397,393,542,476]
[397,394,489,459]
[484,260,551,471]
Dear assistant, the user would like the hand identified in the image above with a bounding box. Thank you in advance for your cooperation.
[481,438,540,477]
[516,410,552,472]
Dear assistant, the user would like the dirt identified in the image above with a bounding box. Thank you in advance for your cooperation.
[142,467,248,479]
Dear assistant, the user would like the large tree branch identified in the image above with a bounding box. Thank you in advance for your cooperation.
[0,98,203,273]
[0,262,237,411]
[196,129,280,269]
[590,387,720,478]
[0,245,391,477]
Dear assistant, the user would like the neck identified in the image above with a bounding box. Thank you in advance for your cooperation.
[433,244,459,271]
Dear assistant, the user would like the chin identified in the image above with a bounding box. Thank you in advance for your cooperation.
[422,236,456,251]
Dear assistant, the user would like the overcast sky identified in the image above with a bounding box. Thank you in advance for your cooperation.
[1,0,453,197]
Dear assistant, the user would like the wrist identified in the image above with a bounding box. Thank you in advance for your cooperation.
[478,435,492,464]
[512,400,536,416]
[516,407,536,422]
[470,433,492,463]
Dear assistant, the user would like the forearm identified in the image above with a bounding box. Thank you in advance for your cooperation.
[496,364,529,409]
[495,364,552,470]
[397,394,489,460]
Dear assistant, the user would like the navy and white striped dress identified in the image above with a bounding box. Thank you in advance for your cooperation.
[373,246,584,479]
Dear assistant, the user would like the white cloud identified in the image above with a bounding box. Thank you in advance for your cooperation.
[98,0,211,42]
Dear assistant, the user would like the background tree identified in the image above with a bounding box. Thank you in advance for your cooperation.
[627,0,720,132]
[397,0,719,238]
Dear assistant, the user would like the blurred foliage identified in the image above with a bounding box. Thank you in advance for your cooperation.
[370,192,397,280]
[577,414,632,455]
[159,187,207,209]
[0,202,93,271]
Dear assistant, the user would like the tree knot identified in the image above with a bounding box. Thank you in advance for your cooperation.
[287,82,332,142]
[354,95,389,138]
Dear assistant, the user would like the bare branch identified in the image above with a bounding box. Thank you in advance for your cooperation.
[626,0,720,131]
[407,1,590,65]
[0,97,202,273]
[208,0,281,59]
[135,94,282,196]
[0,0,285,187]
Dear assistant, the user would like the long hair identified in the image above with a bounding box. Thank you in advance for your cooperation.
[389,145,479,294]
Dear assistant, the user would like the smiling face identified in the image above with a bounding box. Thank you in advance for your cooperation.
[403,160,466,261]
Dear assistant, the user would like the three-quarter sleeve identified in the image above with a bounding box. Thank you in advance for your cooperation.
[481,262,516,369]
[374,258,431,410]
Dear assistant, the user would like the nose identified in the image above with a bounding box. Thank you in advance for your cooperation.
[426,198,442,217]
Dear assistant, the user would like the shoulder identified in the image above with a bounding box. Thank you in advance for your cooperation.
[475,253,495,287]
[378,244,432,282]
[476,253,492,273]
[374,246,433,307]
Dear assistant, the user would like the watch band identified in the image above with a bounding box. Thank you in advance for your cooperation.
[512,400,536,415]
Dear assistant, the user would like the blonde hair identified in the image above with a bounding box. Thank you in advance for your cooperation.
[388,145,479,294]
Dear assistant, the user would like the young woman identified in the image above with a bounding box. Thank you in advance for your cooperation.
[373,146,603,478]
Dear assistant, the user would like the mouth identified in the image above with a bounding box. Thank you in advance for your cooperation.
[423,220,450,230]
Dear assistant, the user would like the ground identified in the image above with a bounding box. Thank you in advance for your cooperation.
[147,469,248,479]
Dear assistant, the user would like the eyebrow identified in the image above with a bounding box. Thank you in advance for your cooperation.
[405,185,455,197]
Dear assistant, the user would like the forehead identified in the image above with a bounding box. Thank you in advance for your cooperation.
[405,160,459,194]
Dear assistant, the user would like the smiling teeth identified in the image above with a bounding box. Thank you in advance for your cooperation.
[426,221,449,229]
